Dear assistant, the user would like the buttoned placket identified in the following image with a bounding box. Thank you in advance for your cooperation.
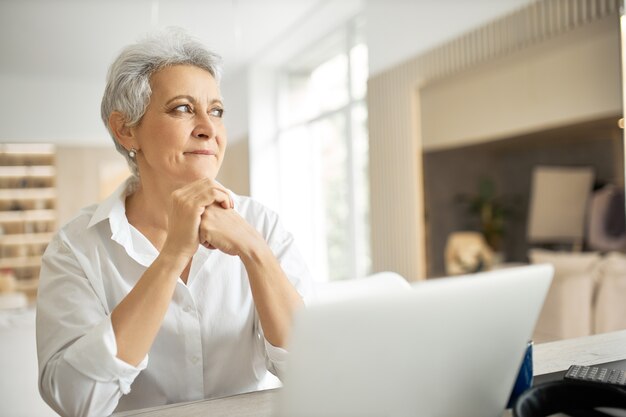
[174,247,213,400]
[174,281,204,400]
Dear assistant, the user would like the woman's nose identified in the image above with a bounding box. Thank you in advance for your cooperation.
[192,113,216,139]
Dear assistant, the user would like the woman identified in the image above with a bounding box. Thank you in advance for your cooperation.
[36,29,312,417]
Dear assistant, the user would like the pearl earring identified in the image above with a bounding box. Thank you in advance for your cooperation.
[128,147,137,158]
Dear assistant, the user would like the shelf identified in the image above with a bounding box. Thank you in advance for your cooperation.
[0,233,54,245]
[0,143,56,293]
[15,277,39,292]
[0,210,56,223]
[0,166,56,178]
[0,143,55,156]
[0,256,41,269]
[0,188,56,201]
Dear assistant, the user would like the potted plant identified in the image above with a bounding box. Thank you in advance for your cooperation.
[456,178,511,259]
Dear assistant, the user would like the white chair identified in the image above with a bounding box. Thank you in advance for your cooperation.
[0,307,57,417]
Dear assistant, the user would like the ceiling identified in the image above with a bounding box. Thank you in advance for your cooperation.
[0,0,333,81]
[0,0,539,85]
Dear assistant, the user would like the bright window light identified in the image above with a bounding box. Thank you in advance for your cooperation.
[276,17,370,282]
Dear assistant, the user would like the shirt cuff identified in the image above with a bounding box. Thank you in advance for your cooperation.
[63,317,148,394]
[264,338,288,377]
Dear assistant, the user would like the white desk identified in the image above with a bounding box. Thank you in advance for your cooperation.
[114,330,626,417]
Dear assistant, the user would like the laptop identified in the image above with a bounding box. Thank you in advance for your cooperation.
[273,264,553,417]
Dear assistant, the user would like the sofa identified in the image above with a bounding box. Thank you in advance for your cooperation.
[529,249,626,343]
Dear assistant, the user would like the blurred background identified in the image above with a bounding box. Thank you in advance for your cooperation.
[2,0,626,415]
[0,0,540,285]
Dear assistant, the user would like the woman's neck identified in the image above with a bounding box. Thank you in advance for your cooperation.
[125,178,178,249]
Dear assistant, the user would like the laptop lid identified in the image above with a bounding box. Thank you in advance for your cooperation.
[274,264,553,417]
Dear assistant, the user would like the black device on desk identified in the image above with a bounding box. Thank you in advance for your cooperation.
[513,360,626,417]
[565,365,626,387]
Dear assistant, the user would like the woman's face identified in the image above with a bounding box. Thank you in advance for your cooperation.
[132,64,227,187]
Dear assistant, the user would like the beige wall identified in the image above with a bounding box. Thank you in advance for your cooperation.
[217,137,250,196]
[368,72,426,282]
[421,18,621,150]
[56,146,128,226]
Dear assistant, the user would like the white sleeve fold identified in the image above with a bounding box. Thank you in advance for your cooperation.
[63,318,148,395]
[263,338,289,377]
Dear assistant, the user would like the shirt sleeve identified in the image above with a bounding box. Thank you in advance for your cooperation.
[265,215,315,302]
[263,339,289,377]
[36,232,148,417]
[258,212,315,378]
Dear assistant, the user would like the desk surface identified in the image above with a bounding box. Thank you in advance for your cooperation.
[114,330,626,417]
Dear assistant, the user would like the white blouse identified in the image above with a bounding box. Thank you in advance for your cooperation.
[36,181,313,417]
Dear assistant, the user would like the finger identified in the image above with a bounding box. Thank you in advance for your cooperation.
[174,178,229,204]
[210,188,231,209]
[208,182,233,209]
[217,189,231,210]
[197,179,233,209]
[198,178,231,199]
[199,209,216,245]
[191,181,232,209]
[182,186,230,210]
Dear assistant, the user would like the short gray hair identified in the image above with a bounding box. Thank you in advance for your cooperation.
[101,28,222,177]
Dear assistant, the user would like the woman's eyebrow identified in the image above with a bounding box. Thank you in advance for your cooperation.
[165,95,224,107]
[165,95,196,106]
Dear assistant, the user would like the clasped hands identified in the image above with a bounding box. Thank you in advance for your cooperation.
[162,178,263,260]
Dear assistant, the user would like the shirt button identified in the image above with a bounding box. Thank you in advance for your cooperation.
[183,305,192,313]
[190,356,200,365]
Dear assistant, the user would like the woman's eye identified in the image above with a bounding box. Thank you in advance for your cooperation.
[209,108,224,118]
[173,104,192,113]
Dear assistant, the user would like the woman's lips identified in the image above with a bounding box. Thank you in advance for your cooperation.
[185,150,216,156]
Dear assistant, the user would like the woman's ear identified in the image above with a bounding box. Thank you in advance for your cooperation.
[109,111,136,151]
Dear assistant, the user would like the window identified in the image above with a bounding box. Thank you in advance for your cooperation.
[276,17,370,282]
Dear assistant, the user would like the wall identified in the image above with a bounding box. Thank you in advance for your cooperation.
[420,17,622,150]
[368,69,426,281]
[56,146,126,226]
[220,68,251,146]
[0,74,108,145]
[217,138,250,196]
[218,67,252,195]
[366,0,533,76]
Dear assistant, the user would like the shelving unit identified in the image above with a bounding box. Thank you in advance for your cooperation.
[0,143,56,301]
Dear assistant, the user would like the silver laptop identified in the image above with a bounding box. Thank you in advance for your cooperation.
[274,264,553,417]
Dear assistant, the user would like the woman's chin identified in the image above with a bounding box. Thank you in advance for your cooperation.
[144,168,219,189]
[181,170,218,183]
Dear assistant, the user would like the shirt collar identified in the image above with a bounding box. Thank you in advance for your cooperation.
[87,177,159,267]
[87,177,132,230]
